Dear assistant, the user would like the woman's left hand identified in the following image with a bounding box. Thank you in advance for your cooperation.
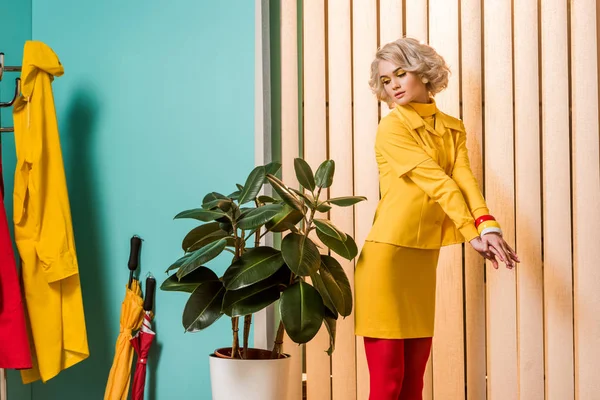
[481,233,520,269]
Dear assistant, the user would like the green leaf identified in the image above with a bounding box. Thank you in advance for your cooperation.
[316,202,332,213]
[290,188,316,207]
[310,271,338,318]
[176,239,227,279]
[294,158,316,191]
[280,281,325,344]
[166,253,191,272]
[224,286,280,317]
[238,166,266,205]
[316,229,357,260]
[313,219,347,242]
[264,161,282,177]
[222,267,290,317]
[202,198,232,212]
[319,255,353,317]
[182,280,225,332]
[203,192,228,204]
[266,174,304,212]
[222,247,285,290]
[257,195,276,204]
[265,204,305,233]
[161,266,219,293]
[237,204,285,230]
[219,222,234,234]
[228,190,241,200]
[281,233,320,276]
[325,196,367,207]
[323,315,337,356]
[314,160,335,188]
[182,222,228,252]
[175,208,228,222]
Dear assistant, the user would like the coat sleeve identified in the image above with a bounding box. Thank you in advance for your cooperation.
[376,122,480,242]
[451,124,491,220]
[30,92,78,284]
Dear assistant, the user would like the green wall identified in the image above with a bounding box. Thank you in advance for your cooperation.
[2,1,255,399]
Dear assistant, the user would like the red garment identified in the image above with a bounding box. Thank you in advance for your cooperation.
[364,337,432,400]
[0,147,32,369]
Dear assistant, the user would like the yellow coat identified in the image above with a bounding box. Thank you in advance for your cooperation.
[365,101,490,249]
[12,41,89,383]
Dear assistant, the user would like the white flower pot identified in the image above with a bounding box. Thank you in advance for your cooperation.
[209,348,291,400]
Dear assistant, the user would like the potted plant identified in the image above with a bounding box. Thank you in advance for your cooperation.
[160,158,366,400]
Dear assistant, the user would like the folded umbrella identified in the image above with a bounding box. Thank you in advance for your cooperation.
[130,275,156,400]
[104,236,144,400]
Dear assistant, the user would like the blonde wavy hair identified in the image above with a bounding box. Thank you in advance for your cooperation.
[369,37,450,103]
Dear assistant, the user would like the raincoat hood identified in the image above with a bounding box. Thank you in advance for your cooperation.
[20,41,64,100]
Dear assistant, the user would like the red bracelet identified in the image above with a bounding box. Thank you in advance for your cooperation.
[475,215,495,228]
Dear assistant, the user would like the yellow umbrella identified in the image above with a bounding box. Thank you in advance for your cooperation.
[104,279,144,400]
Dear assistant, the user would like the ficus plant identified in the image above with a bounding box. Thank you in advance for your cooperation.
[160,158,366,359]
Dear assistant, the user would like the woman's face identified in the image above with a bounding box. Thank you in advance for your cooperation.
[378,59,430,105]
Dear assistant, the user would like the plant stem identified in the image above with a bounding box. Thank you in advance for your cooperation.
[231,317,240,359]
[243,314,252,357]
[270,320,285,359]
[304,189,321,236]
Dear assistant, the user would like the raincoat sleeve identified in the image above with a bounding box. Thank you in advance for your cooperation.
[451,123,491,220]
[376,123,479,242]
[30,107,78,284]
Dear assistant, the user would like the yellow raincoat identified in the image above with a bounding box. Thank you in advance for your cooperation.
[12,41,89,383]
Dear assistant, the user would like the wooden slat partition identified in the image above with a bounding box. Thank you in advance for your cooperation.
[351,1,379,399]
[268,1,600,398]
[460,1,487,399]
[327,1,357,399]
[302,1,331,399]
[571,1,600,399]
[378,0,403,118]
[403,3,433,398]
[483,1,518,399]
[405,0,428,41]
[280,1,303,398]
[540,1,574,399]
[514,0,545,399]
[429,2,465,400]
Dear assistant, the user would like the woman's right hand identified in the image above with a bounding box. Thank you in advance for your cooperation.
[469,236,505,269]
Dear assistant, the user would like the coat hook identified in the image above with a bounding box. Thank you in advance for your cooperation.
[0,78,21,108]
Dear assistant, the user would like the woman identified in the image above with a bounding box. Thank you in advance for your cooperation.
[354,37,519,399]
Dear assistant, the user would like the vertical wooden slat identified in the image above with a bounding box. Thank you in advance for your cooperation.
[483,0,518,398]
[405,0,428,42]
[429,1,465,399]
[379,0,402,45]
[303,1,331,399]
[571,1,600,399]
[514,0,545,399]
[352,0,379,398]
[0,369,5,400]
[254,0,275,351]
[378,0,403,118]
[404,3,433,397]
[281,1,303,398]
[460,1,487,399]
[328,1,357,399]
[540,0,575,398]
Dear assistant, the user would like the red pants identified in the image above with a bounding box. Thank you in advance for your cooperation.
[364,337,432,400]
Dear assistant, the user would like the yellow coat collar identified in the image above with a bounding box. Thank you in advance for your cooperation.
[393,102,464,137]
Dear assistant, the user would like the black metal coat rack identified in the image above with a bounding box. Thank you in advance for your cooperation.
[0,52,22,133]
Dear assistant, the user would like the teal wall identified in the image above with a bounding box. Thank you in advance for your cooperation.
[3,1,255,399]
